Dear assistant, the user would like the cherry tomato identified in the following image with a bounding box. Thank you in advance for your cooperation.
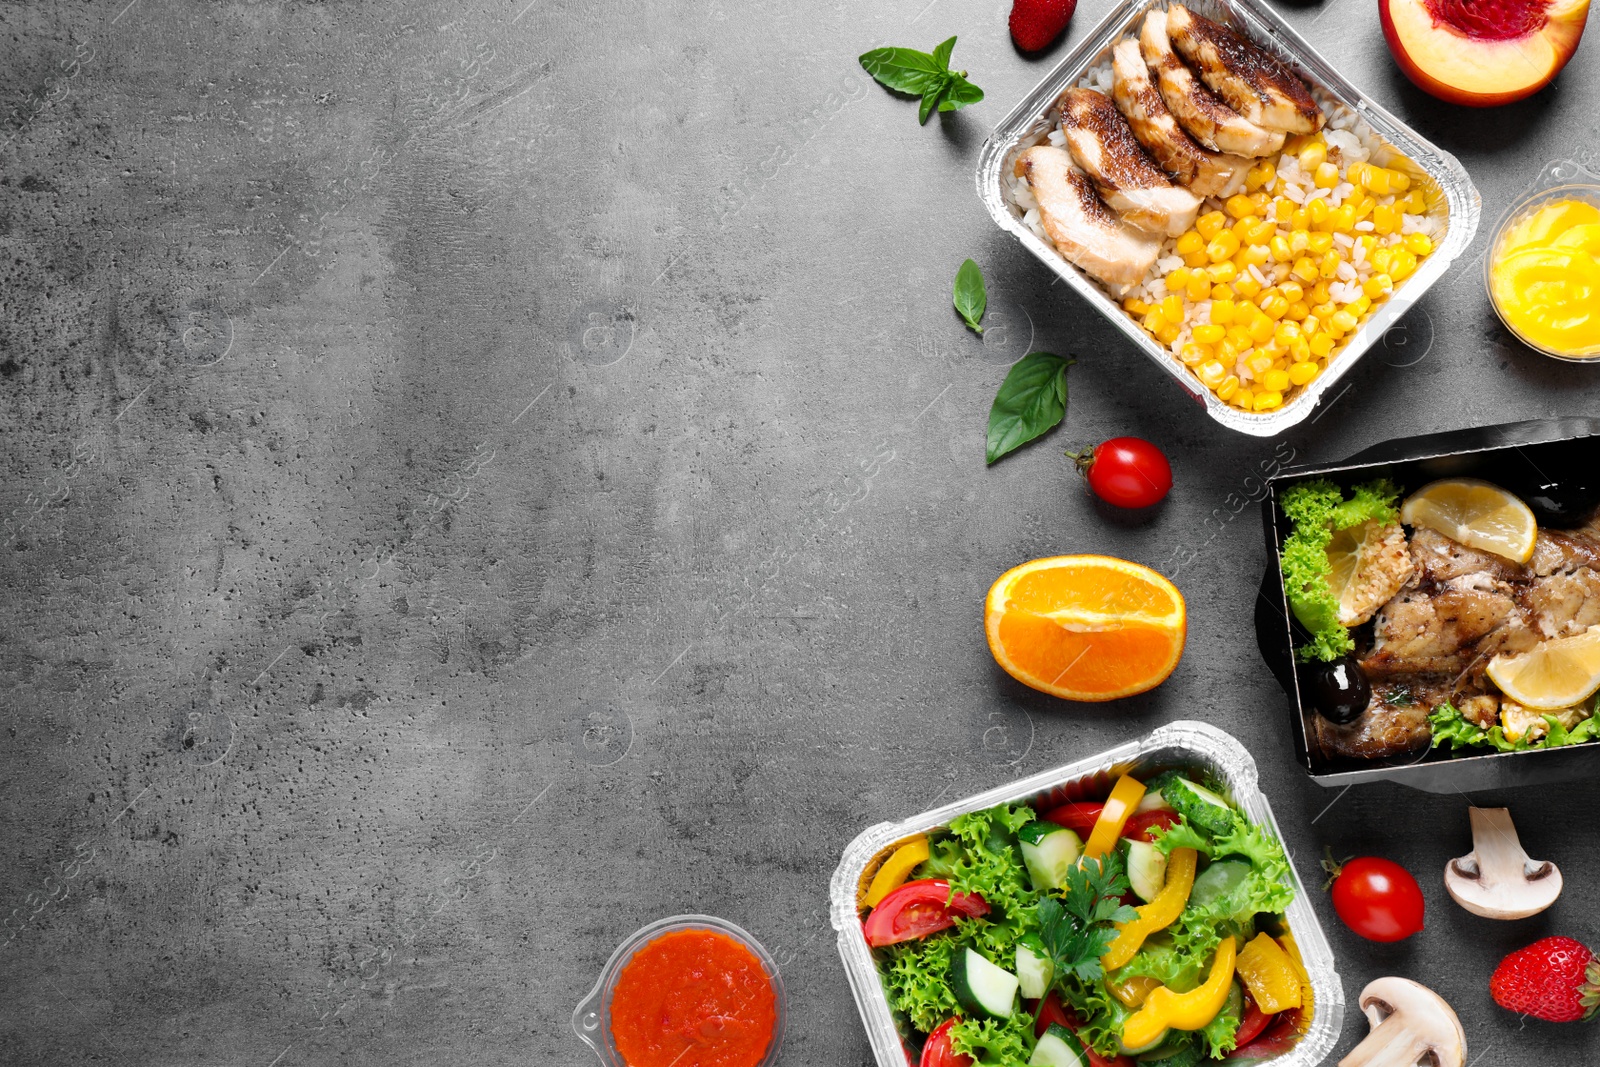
[1226,1008,1301,1061]
[1032,994,1133,1067]
[862,879,989,947]
[1322,854,1424,942]
[920,1018,973,1067]
[1233,988,1271,1048]
[1044,804,1178,842]
[1123,809,1180,842]
[1070,437,1172,509]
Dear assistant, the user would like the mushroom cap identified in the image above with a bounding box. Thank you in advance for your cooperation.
[1444,807,1562,921]
[1354,977,1465,1067]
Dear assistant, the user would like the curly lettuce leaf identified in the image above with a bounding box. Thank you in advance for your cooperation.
[1060,976,1130,1059]
[919,803,1041,958]
[1151,814,1295,933]
[1149,818,1212,856]
[878,934,962,1033]
[949,1014,1036,1066]
[1430,701,1600,754]
[1112,935,1208,993]
[1279,478,1401,663]
[1200,985,1243,1058]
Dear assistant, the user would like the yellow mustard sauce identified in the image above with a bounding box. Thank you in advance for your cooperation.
[1490,198,1600,358]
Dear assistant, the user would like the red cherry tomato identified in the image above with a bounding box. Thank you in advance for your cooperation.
[921,1018,973,1067]
[863,879,989,947]
[1071,437,1172,509]
[1233,989,1272,1048]
[1324,855,1424,942]
[1123,809,1180,842]
[1226,1008,1301,1061]
[1032,994,1133,1067]
[1045,804,1178,843]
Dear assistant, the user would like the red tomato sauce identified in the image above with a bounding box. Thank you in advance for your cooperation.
[609,929,777,1067]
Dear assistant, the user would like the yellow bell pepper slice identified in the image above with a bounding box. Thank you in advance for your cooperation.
[863,836,930,908]
[1101,848,1197,971]
[1236,933,1303,1013]
[1275,931,1314,1016]
[1120,937,1238,1050]
[1107,974,1163,1009]
[1083,775,1147,860]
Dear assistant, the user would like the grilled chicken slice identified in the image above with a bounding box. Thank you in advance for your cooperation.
[1058,88,1202,237]
[1167,4,1323,134]
[1140,10,1283,159]
[1015,145,1162,293]
[1110,38,1247,198]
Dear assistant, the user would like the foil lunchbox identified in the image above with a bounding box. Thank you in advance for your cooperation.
[829,720,1343,1067]
[1256,417,1600,792]
[974,0,1481,437]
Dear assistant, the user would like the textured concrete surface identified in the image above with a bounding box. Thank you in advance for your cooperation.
[2,1,1599,1064]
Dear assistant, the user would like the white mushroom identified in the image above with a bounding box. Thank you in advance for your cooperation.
[1444,807,1562,920]
[1339,977,1464,1067]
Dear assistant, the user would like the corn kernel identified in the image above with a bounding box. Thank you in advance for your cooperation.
[1216,374,1240,401]
[1245,162,1275,192]
[1406,190,1428,214]
[1302,314,1320,337]
[1388,169,1411,193]
[1198,359,1227,387]
[1309,280,1332,305]
[1405,232,1433,256]
[1268,235,1292,263]
[1354,235,1378,261]
[1370,247,1394,275]
[1248,351,1275,376]
[1278,281,1305,304]
[1273,199,1295,223]
[1313,162,1340,189]
[1311,301,1337,320]
[1143,308,1167,333]
[1207,230,1241,262]
[1193,323,1226,345]
[1187,274,1213,301]
[1373,203,1399,235]
[1310,332,1335,358]
[1225,194,1258,219]
[1242,244,1272,268]
[1124,296,1151,315]
[1244,218,1277,244]
[1230,217,1256,244]
[1290,208,1311,231]
[1211,283,1235,300]
[1287,230,1308,254]
[1260,368,1291,393]
[1196,211,1228,241]
[1175,231,1206,255]
[1308,231,1335,255]
[1165,266,1193,291]
[1275,322,1303,347]
[1319,251,1342,279]
[1308,198,1331,226]
[1217,338,1242,361]
[1253,390,1283,412]
[1363,273,1394,300]
[1180,342,1213,366]
[1286,300,1310,322]
[1392,249,1419,281]
[1298,141,1327,172]
[1183,249,1210,268]
[1330,205,1356,233]
[1347,162,1369,187]
[1159,295,1183,323]
[1204,262,1236,286]
[1156,323,1182,346]
[1233,387,1255,410]
[1247,315,1275,344]
[1352,195,1376,221]
[1211,300,1237,326]
[1234,272,1263,299]
[1362,166,1392,195]
[1290,337,1312,363]
[1349,294,1372,315]
[1226,326,1253,349]
[1291,257,1318,283]
[1330,309,1359,333]
[1287,360,1318,386]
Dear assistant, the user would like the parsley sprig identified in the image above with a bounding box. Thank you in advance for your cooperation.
[1036,852,1140,984]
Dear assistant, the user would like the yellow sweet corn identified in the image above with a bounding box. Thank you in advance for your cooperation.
[1349,294,1372,315]
[1156,323,1181,345]
[1308,232,1335,256]
[1225,193,1258,219]
[1248,351,1275,376]
[1175,231,1206,255]
[1279,281,1305,304]
[1374,203,1399,235]
[1291,257,1318,284]
[1188,273,1213,301]
[1245,161,1275,192]
[1233,386,1255,410]
[1362,166,1392,195]
[1330,309,1359,333]
[1211,283,1234,301]
[1226,326,1252,348]
[1198,360,1227,388]
[1330,205,1356,233]
[1273,199,1294,223]
[1389,168,1411,193]
[1274,322,1303,347]
[1253,390,1283,411]
[1289,336,1312,363]
[1310,301,1337,320]
[1288,360,1320,386]
[1234,271,1263,299]
[1181,342,1212,365]
[1309,332,1335,358]
[1269,234,1293,263]
[1244,218,1277,244]
[1363,273,1394,299]
[1318,251,1341,279]
[1241,244,1271,267]
[1124,296,1151,315]
[1286,300,1310,322]
[1406,190,1428,214]
[1261,368,1291,392]
[1208,231,1241,262]
[1405,232,1433,256]
[1298,141,1327,172]
[1247,314,1275,344]
[1196,211,1228,240]
[1212,299,1237,326]
[1208,261,1238,285]
[1160,295,1183,323]
[1308,198,1331,226]
[1165,266,1193,291]
[1310,279,1333,304]
[1314,162,1339,189]
[1216,374,1239,401]
[1290,208,1311,231]
[1193,323,1226,345]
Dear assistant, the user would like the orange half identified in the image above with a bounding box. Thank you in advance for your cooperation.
[985,555,1187,702]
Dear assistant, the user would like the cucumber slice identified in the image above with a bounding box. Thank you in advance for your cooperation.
[1134,791,1172,813]
[1119,1028,1170,1056]
[1138,1036,1205,1067]
[1015,937,1055,1000]
[1190,859,1252,913]
[1127,840,1169,902]
[1162,778,1237,836]
[1019,825,1084,892]
[1030,1023,1088,1067]
[951,947,1019,1020]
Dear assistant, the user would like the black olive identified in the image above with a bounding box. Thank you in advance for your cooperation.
[1307,655,1370,725]
[1525,481,1600,527]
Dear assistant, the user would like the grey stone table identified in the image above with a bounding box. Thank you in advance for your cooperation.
[2,0,1598,1064]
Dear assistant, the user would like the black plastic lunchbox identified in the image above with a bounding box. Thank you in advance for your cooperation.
[1256,417,1600,792]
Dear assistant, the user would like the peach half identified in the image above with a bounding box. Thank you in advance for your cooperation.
[1380,0,1590,107]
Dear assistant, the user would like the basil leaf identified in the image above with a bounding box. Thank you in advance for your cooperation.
[931,35,956,69]
[986,353,1074,465]
[918,76,951,125]
[859,46,948,96]
[953,258,986,333]
[940,75,984,112]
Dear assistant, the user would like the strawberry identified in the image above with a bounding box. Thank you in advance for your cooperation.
[1490,936,1600,1023]
[1008,0,1077,52]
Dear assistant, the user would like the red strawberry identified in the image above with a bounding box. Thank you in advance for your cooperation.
[1490,936,1600,1022]
[1009,0,1077,52]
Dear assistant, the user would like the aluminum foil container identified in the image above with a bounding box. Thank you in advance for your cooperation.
[1257,417,1600,792]
[975,0,1481,436]
[830,720,1343,1066]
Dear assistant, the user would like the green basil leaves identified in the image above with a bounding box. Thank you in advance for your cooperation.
[859,37,984,125]
[986,353,1075,465]
[953,259,987,334]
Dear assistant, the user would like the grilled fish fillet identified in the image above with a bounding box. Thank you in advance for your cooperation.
[1109,38,1247,198]
[1140,10,1284,159]
[1166,4,1323,134]
[1058,88,1202,237]
[1015,145,1162,293]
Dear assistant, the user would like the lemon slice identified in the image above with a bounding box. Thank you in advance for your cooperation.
[1487,627,1600,710]
[1400,478,1537,564]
